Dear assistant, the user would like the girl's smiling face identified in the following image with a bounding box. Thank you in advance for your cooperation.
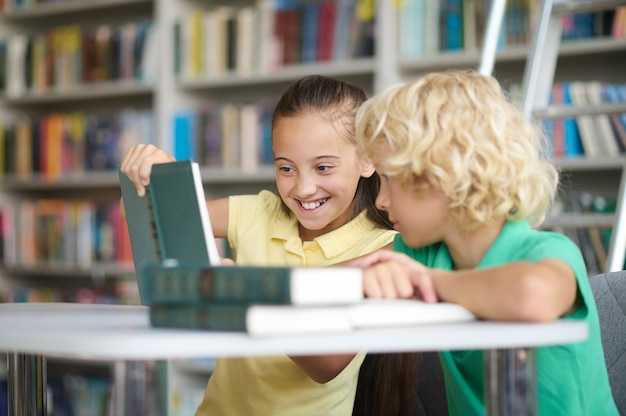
[273,114,374,241]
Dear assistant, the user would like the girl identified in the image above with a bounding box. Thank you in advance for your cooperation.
[121,75,419,415]
[352,70,619,416]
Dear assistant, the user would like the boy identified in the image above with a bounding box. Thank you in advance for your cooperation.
[351,70,618,416]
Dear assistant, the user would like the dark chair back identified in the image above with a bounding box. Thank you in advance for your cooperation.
[589,271,626,415]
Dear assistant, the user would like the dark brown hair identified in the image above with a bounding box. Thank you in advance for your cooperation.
[352,353,421,416]
[272,75,392,230]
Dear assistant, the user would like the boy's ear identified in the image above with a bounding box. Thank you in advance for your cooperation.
[360,159,376,178]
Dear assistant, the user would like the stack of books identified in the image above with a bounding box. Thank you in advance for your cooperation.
[139,262,477,337]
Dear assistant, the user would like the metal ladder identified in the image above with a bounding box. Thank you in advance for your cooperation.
[480,0,626,272]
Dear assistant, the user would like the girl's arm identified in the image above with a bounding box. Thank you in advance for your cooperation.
[206,198,229,239]
[290,354,357,384]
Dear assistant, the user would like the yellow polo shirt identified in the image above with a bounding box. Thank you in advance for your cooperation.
[194,191,397,416]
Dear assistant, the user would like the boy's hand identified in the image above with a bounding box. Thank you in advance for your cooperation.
[350,250,438,303]
[120,144,176,196]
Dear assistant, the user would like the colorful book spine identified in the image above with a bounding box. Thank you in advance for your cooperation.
[172,112,196,161]
[562,82,583,158]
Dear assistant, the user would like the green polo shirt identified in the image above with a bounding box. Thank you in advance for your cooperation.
[394,220,618,416]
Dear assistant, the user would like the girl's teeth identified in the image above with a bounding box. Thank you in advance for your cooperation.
[302,200,325,210]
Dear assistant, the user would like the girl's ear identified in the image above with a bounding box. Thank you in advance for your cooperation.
[360,158,376,178]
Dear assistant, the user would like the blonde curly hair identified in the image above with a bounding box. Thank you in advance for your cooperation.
[355,70,559,230]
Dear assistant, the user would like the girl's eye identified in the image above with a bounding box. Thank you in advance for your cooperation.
[317,165,333,173]
[278,166,295,174]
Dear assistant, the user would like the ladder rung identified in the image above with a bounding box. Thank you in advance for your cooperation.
[553,0,626,15]
[533,103,626,119]
[542,213,616,229]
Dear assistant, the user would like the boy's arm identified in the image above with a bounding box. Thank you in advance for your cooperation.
[289,354,357,384]
[356,251,578,322]
[431,259,578,322]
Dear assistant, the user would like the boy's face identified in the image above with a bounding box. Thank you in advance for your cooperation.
[273,114,374,241]
[371,148,450,248]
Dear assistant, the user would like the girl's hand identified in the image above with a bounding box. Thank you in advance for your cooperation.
[120,144,176,196]
[350,250,439,303]
[219,257,236,266]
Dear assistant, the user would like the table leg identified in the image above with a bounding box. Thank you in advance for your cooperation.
[112,360,168,415]
[7,353,47,416]
[484,348,537,416]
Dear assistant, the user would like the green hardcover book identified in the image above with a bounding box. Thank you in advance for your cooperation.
[119,160,222,304]
[150,303,248,331]
[139,262,364,306]
[150,298,477,335]
[119,167,162,271]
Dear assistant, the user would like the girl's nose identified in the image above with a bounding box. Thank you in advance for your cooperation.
[295,173,316,197]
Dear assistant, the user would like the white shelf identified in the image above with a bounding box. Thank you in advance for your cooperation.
[0,81,154,104]
[171,358,216,375]
[555,157,626,171]
[0,167,275,192]
[400,37,626,71]
[0,171,122,191]
[534,102,626,119]
[199,166,275,184]
[0,0,152,20]
[553,0,626,15]
[1,262,134,279]
[178,59,376,90]
[542,213,616,229]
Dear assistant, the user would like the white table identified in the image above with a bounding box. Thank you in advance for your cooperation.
[0,302,588,415]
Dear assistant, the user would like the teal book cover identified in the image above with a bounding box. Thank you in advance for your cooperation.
[120,160,221,304]
[139,262,364,306]
[119,169,162,274]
